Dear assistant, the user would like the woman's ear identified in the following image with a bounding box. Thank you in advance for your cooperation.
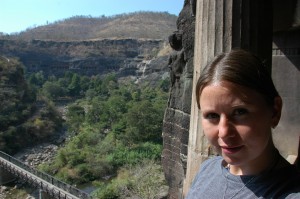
[271,96,282,128]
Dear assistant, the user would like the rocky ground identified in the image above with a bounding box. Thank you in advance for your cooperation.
[14,143,59,168]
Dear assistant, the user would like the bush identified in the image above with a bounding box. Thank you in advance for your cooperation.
[92,159,168,199]
[127,159,169,199]
[93,181,121,199]
[106,142,162,167]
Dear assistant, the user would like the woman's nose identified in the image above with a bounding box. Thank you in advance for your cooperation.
[218,115,234,138]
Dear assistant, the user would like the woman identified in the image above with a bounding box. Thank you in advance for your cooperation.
[186,49,299,198]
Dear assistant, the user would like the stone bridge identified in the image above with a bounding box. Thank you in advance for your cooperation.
[0,151,91,199]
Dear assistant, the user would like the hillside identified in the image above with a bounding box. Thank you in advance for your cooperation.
[0,57,63,154]
[0,11,176,153]
[0,11,175,197]
[2,12,177,41]
[0,12,176,84]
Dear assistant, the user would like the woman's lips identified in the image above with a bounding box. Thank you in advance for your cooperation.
[221,145,244,154]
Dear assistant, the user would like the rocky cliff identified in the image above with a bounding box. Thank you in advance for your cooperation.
[162,0,195,198]
[0,39,170,83]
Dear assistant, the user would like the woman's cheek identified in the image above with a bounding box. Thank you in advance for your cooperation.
[202,124,217,142]
[202,122,221,154]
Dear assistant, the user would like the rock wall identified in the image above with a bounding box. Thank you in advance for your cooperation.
[0,39,164,78]
[161,1,195,198]
[272,29,300,159]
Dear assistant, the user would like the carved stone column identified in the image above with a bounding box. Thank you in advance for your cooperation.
[183,0,273,196]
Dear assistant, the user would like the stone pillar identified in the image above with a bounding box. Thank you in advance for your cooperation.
[183,0,273,196]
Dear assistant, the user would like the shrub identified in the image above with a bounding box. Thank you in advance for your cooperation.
[92,159,168,199]
[127,159,169,199]
[92,181,123,199]
[106,142,162,167]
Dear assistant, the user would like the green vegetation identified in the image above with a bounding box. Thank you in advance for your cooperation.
[0,10,174,198]
[0,57,62,154]
[0,56,169,197]
[33,71,170,197]
[93,159,168,199]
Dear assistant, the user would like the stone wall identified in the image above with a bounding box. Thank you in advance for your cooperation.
[161,1,195,198]
[272,29,300,160]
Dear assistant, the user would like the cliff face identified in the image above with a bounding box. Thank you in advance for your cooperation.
[0,39,168,80]
[162,0,195,198]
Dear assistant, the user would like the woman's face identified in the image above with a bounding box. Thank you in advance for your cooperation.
[199,81,281,173]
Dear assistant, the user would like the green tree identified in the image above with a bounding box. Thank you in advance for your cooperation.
[68,73,81,96]
[28,71,45,87]
[66,104,85,134]
[0,58,65,154]
[42,81,66,100]
[105,95,127,126]
[125,100,163,144]
[0,58,35,130]
[86,98,104,124]
[80,76,90,92]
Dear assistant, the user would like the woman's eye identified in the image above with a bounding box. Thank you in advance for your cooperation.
[233,108,248,116]
[204,113,219,120]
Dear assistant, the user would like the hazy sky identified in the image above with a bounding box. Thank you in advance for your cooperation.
[1,0,184,34]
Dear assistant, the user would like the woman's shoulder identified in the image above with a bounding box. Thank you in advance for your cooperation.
[196,156,223,174]
[202,155,223,166]
[260,156,300,198]
[273,155,300,181]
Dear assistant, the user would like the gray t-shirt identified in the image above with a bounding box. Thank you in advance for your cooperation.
[186,156,300,199]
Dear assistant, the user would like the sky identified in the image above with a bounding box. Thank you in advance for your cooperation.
[0,0,184,34]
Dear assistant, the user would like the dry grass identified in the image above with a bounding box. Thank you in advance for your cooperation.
[6,12,177,41]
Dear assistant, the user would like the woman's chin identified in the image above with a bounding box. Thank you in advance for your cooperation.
[222,154,241,166]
